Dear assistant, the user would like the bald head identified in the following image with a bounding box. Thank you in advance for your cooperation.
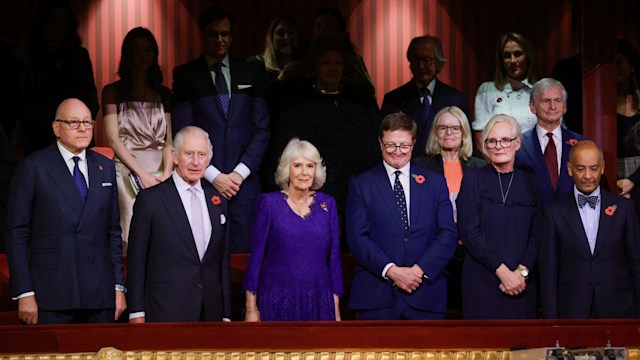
[567,140,604,195]
[52,98,93,155]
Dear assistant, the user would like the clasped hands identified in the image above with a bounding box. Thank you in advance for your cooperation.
[213,171,243,199]
[496,263,526,296]
[387,264,424,293]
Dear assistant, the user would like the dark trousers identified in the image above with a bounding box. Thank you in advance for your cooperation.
[358,293,445,320]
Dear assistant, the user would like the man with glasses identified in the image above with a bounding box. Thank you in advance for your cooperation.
[515,78,586,206]
[381,35,470,158]
[346,113,457,320]
[5,98,126,324]
[172,6,269,253]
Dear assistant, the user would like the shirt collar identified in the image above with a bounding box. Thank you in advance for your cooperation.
[383,161,411,178]
[56,141,86,162]
[536,123,562,141]
[504,78,533,91]
[574,186,601,202]
[414,77,437,96]
[172,171,204,193]
[205,54,230,70]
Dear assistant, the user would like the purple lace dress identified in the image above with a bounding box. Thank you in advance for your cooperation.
[242,191,343,321]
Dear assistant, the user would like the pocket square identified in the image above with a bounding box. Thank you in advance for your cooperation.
[102,182,113,187]
[220,214,226,224]
[237,84,252,89]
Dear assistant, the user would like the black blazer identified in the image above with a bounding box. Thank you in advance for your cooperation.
[539,190,640,318]
[126,177,231,322]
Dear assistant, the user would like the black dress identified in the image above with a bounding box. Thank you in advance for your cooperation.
[456,165,541,319]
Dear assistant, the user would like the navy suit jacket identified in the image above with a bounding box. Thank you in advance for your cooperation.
[539,190,640,318]
[515,126,586,206]
[5,144,123,310]
[171,56,270,201]
[126,177,231,322]
[346,164,458,313]
[381,79,470,158]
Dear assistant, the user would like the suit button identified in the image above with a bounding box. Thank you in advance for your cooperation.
[198,283,203,289]
[404,237,408,242]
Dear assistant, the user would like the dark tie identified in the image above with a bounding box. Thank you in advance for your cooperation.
[422,87,431,124]
[189,188,207,260]
[393,171,409,230]
[72,156,87,203]
[577,194,598,209]
[543,133,559,190]
[213,62,230,117]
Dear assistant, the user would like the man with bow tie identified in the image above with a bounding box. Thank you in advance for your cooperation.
[539,140,640,318]
[126,126,231,322]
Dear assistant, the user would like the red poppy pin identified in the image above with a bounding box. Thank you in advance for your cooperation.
[567,138,578,146]
[99,165,103,171]
[320,202,328,212]
[604,204,617,216]
[211,196,221,205]
[412,174,425,184]
[496,97,503,103]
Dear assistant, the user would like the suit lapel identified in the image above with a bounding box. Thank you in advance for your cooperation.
[162,178,201,260]
[593,191,615,257]
[45,145,84,217]
[557,129,575,191]
[559,195,593,257]
[409,166,424,228]
[372,165,406,231]
[202,182,221,261]
[522,128,553,189]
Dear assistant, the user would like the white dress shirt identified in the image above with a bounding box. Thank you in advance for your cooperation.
[574,186,601,254]
[57,141,89,188]
[536,124,563,174]
[381,161,412,278]
[202,54,251,184]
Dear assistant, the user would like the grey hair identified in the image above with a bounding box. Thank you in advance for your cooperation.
[530,77,568,103]
[173,126,213,162]
[275,138,326,190]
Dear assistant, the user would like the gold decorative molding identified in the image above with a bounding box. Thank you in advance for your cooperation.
[1,349,638,360]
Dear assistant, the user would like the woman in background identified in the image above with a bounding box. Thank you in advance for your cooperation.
[473,33,538,152]
[244,138,343,321]
[102,27,173,254]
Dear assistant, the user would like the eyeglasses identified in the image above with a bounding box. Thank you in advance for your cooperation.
[382,143,413,153]
[436,125,462,134]
[484,137,518,149]
[55,119,95,130]
[412,56,436,65]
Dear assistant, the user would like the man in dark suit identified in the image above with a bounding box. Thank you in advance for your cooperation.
[346,113,457,320]
[5,98,126,324]
[381,35,470,158]
[515,78,586,206]
[539,140,640,318]
[126,126,231,322]
[172,6,270,253]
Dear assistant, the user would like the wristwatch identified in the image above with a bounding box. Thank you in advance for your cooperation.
[517,265,529,280]
[115,284,127,293]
